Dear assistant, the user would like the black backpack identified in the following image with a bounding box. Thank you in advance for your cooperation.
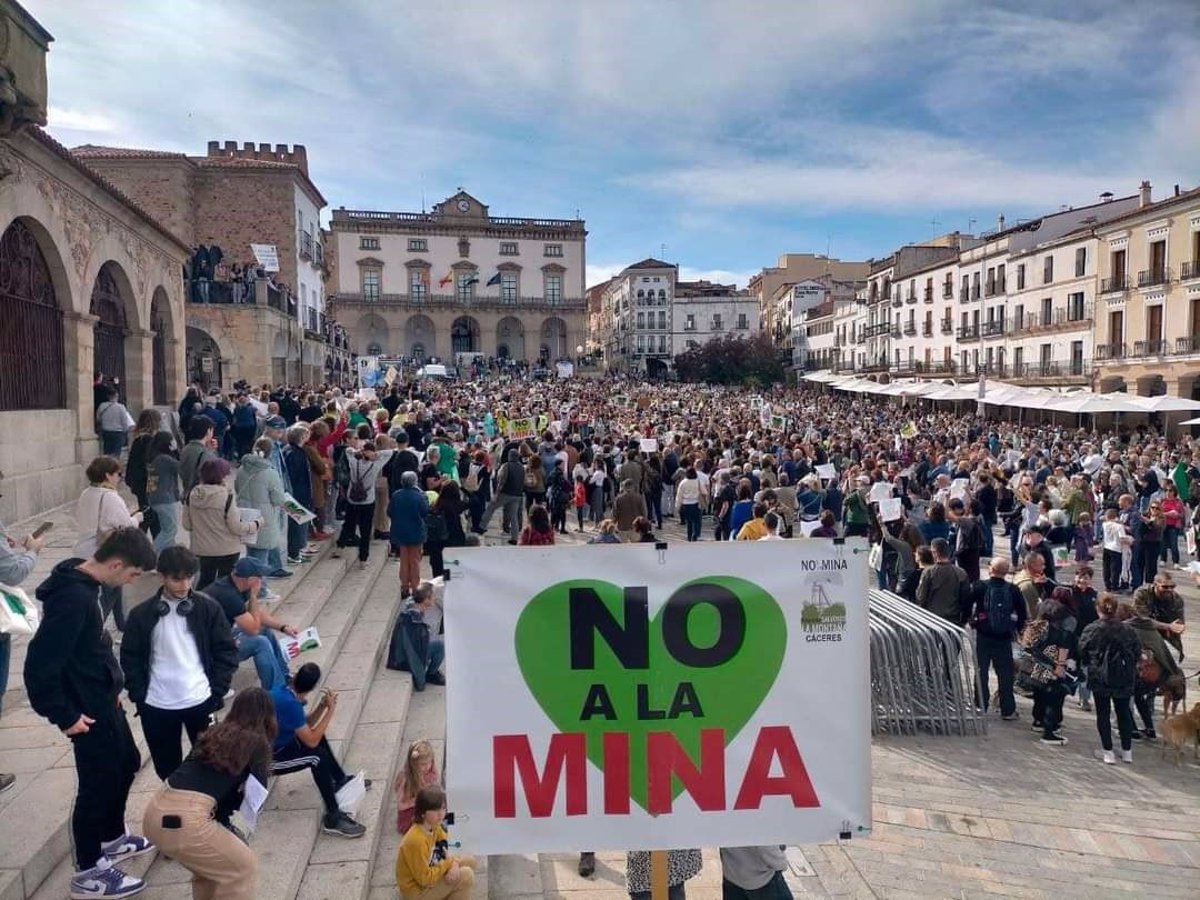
[981,579,1015,636]
[1099,641,1136,692]
[348,460,369,504]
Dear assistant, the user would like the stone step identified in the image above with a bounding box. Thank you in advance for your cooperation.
[12,540,388,900]
[364,687,457,900]
[130,547,406,900]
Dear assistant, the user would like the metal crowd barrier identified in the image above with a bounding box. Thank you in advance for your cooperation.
[868,590,987,737]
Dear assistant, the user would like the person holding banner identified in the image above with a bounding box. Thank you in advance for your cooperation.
[626,850,701,900]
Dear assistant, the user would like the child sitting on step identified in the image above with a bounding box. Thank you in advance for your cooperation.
[395,739,441,834]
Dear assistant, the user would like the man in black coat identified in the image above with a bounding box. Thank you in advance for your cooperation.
[24,527,159,897]
[120,546,238,779]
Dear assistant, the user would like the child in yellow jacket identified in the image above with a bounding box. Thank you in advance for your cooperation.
[397,785,476,900]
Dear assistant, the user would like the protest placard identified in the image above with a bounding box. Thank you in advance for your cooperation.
[275,626,321,660]
[507,417,537,440]
[639,438,659,453]
[877,497,903,523]
[868,481,893,504]
[814,464,837,482]
[446,541,871,854]
[281,493,315,525]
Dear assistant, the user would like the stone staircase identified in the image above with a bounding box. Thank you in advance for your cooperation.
[0,508,423,900]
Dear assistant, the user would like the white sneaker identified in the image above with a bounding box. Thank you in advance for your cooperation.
[1102,750,1116,765]
[69,858,145,899]
[1122,749,1133,764]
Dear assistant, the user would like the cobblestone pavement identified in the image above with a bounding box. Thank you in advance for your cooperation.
[3,502,1200,899]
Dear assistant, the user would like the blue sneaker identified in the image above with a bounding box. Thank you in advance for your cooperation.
[101,833,154,862]
[69,859,145,899]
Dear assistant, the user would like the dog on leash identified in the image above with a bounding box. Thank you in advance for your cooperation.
[1160,702,1200,765]
[1161,672,1187,719]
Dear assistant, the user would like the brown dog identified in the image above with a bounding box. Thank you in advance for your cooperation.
[1159,702,1200,765]
[1161,672,1187,719]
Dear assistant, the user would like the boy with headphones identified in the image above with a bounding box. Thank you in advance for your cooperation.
[120,546,240,779]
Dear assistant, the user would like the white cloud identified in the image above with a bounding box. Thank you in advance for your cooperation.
[47,106,118,133]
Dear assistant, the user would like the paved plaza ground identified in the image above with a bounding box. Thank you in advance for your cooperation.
[2,501,1199,900]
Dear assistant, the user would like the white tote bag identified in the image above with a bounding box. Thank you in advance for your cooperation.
[0,584,39,636]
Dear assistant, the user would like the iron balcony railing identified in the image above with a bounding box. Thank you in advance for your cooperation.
[903,322,917,335]
[1137,268,1171,288]
[982,320,1005,337]
[1014,360,1092,379]
[1177,335,1200,355]
[940,319,954,334]
[942,284,953,299]
[1181,260,1200,281]
[956,325,979,340]
[1132,339,1168,357]
[331,292,585,309]
[1101,275,1129,293]
[1095,342,1127,360]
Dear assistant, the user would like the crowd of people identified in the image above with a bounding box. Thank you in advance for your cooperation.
[2,369,1200,900]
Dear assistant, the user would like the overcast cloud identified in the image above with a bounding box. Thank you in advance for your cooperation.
[29,0,1200,288]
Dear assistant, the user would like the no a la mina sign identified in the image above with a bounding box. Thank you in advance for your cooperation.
[445,541,871,855]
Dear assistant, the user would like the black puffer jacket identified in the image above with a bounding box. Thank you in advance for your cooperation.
[120,588,239,711]
[1077,618,1141,698]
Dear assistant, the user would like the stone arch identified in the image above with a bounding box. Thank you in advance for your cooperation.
[405,314,436,360]
[355,312,390,355]
[0,218,68,410]
[90,260,140,404]
[496,316,524,360]
[540,316,568,360]
[452,315,481,355]
[185,325,227,391]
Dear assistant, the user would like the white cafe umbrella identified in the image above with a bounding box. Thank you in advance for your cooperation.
[1042,392,1145,414]
[1124,394,1200,413]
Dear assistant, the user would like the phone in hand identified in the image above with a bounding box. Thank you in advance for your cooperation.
[31,521,53,539]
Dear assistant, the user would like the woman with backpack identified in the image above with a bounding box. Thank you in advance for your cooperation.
[1077,593,1141,764]
[546,459,571,535]
[183,457,260,590]
[523,454,547,511]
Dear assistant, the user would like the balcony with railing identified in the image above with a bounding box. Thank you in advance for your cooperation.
[984,279,1005,297]
[1101,275,1129,294]
[863,322,892,338]
[923,288,934,303]
[923,360,958,375]
[903,322,917,335]
[298,230,313,260]
[978,362,1007,378]
[942,284,953,299]
[959,287,969,302]
[956,324,979,341]
[330,292,586,310]
[905,291,918,304]
[891,325,902,339]
[1177,335,1200,355]
[1137,268,1171,288]
[1131,339,1168,358]
[891,294,903,308]
[1095,342,1127,361]
[922,324,933,337]
[940,319,954,334]
[1012,360,1092,381]
[1009,304,1094,334]
[1181,260,1200,281]
[859,357,890,373]
[982,319,1005,338]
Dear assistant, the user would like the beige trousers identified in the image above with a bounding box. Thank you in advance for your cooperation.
[142,786,257,900]
[404,860,477,900]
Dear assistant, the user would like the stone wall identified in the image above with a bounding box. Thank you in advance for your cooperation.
[81,157,195,246]
[193,168,299,289]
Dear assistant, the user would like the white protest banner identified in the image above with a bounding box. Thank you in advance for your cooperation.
[357,356,381,389]
[868,481,893,504]
[445,541,871,855]
[250,243,280,272]
[798,519,823,537]
[814,464,837,482]
[950,478,969,500]
[877,497,903,523]
[639,438,659,453]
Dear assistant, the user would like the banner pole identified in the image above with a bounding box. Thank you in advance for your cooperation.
[650,850,669,900]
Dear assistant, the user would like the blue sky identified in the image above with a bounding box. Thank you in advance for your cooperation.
[30,0,1200,290]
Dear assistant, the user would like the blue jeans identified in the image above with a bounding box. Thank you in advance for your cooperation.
[287,517,309,560]
[681,503,702,541]
[246,546,274,597]
[235,629,290,690]
[982,518,995,557]
[100,430,126,457]
[427,636,445,677]
[151,501,180,553]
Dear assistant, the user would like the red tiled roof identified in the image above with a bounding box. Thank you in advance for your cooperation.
[71,144,190,160]
[30,129,190,251]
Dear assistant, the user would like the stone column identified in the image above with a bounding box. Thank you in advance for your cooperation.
[63,310,101,463]
[123,327,153,414]
[166,336,185,400]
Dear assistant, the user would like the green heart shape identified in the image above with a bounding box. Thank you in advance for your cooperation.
[515,575,787,811]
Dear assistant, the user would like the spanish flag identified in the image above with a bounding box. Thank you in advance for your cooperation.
[438,270,454,288]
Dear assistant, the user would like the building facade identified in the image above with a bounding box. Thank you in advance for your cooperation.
[599,258,676,376]
[327,191,586,364]
[671,280,758,358]
[0,0,189,521]
[748,252,869,356]
[790,276,861,371]
[72,139,337,388]
[1095,185,1200,398]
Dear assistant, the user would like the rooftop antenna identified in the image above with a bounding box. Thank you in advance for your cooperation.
[660,243,667,260]
[930,217,940,238]
[968,216,977,235]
